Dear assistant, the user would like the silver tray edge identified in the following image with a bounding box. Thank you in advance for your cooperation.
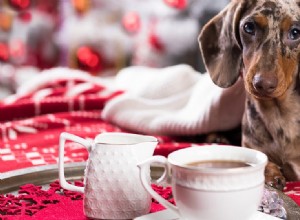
[1,162,86,194]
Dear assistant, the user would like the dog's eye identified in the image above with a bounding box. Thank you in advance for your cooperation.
[289,28,300,40]
[243,22,256,35]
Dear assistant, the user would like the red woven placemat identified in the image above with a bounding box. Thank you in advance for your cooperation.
[0,181,173,220]
[1,180,299,219]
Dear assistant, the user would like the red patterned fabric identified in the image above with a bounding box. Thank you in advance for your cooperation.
[0,75,299,220]
[0,181,299,219]
[0,77,191,172]
[0,181,173,219]
[0,181,84,220]
[0,79,121,171]
[284,182,300,207]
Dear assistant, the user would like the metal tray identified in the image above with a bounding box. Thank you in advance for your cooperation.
[1,162,165,194]
[1,163,300,219]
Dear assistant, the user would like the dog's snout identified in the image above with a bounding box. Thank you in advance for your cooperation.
[252,73,278,95]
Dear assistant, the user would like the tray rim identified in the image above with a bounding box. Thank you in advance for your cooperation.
[1,162,86,194]
[1,162,165,194]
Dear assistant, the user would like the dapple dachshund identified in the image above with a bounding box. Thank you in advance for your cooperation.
[199,0,300,190]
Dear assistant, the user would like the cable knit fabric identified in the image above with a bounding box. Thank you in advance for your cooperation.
[102,64,246,135]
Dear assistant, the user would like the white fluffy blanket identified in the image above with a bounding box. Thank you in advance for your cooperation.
[101,64,246,135]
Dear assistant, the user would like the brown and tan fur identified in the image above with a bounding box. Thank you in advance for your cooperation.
[199,0,300,190]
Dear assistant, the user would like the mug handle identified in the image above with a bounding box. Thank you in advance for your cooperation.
[138,156,179,215]
[59,132,91,193]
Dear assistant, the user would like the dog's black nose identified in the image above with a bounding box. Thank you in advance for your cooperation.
[252,73,278,95]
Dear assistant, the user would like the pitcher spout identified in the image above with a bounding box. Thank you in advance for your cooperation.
[136,139,158,161]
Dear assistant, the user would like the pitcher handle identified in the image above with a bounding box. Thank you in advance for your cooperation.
[59,132,91,193]
[138,156,179,215]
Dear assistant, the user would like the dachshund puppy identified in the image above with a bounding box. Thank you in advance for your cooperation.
[199,0,300,190]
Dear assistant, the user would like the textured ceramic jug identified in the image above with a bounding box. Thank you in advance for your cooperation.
[58,132,158,219]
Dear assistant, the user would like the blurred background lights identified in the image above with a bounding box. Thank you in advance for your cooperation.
[0,43,9,61]
[76,46,102,72]
[9,0,31,10]
[163,0,187,9]
[122,11,141,34]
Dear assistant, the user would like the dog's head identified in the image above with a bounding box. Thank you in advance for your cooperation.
[199,0,300,100]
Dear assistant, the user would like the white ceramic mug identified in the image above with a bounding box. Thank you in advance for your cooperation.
[138,145,268,220]
[59,132,158,219]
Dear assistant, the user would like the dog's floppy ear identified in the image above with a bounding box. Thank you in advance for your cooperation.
[199,0,247,88]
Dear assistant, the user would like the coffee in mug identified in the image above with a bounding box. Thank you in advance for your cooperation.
[186,160,252,168]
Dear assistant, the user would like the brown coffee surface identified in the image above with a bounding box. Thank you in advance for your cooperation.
[186,160,251,169]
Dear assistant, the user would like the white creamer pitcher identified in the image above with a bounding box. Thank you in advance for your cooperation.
[58,132,158,219]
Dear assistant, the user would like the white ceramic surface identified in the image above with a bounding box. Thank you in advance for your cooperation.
[138,145,268,220]
[59,132,158,219]
[134,209,280,220]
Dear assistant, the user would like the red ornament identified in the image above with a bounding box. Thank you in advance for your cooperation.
[122,12,141,34]
[9,0,31,10]
[18,11,32,22]
[76,46,102,72]
[163,0,187,10]
[0,42,9,61]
